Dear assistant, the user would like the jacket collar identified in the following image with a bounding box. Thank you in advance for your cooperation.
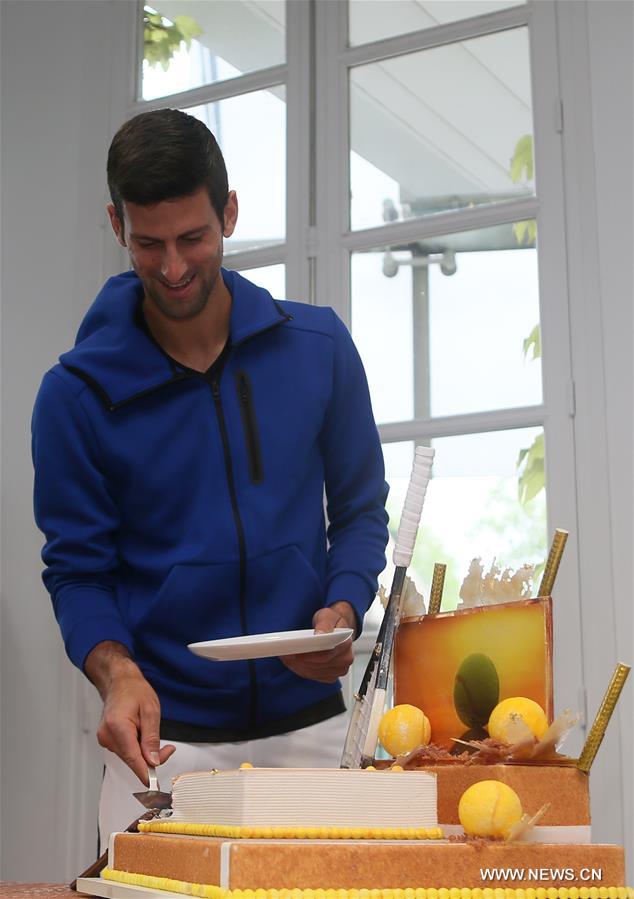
[60,268,289,409]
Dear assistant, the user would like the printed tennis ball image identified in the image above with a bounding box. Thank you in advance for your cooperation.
[453,653,500,728]
[488,696,548,742]
[458,780,523,839]
[378,704,431,756]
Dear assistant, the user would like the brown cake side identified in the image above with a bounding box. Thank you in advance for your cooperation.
[110,833,624,889]
[421,762,590,825]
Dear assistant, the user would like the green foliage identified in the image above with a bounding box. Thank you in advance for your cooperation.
[517,433,545,506]
[385,498,461,611]
[510,134,534,183]
[523,323,541,361]
[144,7,203,71]
[510,134,536,247]
[466,477,547,572]
[512,219,537,246]
[510,133,544,508]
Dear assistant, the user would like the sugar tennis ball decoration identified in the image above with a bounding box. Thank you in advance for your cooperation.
[378,704,431,756]
[487,696,548,742]
[458,780,523,839]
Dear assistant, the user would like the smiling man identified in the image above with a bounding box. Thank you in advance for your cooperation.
[31,108,388,846]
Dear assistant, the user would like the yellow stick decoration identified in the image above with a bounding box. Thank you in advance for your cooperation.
[577,663,631,773]
[538,529,569,597]
[428,563,446,615]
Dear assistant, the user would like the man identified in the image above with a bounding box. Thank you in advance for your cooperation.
[32,109,388,843]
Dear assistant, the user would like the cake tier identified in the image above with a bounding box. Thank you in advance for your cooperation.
[166,768,437,830]
[419,763,589,829]
[109,833,625,890]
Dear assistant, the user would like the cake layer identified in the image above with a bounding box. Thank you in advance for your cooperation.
[419,763,590,826]
[167,768,437,829]
[110,833,625,890]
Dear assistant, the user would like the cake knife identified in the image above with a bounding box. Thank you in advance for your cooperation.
[132,764,172,810]
[340,445,434,769]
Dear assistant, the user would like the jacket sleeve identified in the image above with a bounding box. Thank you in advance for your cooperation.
[32,370,133,670]
[320,311,389,635]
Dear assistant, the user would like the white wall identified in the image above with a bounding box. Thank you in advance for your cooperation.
[0,0,133,880]
[0,0,632,884]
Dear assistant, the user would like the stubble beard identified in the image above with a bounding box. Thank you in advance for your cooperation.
[138,244,224,323]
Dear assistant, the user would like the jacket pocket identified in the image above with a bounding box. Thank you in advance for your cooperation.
[131,560,245,688]
[235,370,264,484]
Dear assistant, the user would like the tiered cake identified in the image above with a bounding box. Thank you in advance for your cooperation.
[77,575,632,897]
[78,758,631,898]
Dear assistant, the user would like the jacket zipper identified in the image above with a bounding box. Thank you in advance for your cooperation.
[236,371,264,484]
[210,377,258,729]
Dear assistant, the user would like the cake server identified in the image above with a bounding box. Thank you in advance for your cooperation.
[132,764,172,809]
[340,445,434,769]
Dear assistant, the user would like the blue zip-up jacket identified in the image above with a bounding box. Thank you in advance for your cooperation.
[32,269,389,738]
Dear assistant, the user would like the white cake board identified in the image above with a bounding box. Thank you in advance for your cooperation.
[76,877,184,898]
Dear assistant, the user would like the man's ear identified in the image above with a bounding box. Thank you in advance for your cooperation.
[107,203,127,247]
[223,191,238,239]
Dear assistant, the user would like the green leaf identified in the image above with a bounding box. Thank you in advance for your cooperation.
[516,433,545,506]
[512,219,536,246]
[510,134,534,183]
[523,323,541,361]
[142,8,203,69]
[173,15,203,41]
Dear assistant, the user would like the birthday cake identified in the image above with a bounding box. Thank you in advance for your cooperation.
[78,536,631,898]
[87,758,631,898]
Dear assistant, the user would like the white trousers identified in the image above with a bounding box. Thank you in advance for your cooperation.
[98,712,349,850]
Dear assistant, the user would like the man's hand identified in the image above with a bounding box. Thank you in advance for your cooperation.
[279,601,356,683]
[85,641,175,784]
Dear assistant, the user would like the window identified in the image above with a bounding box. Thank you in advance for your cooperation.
[137,1,288,285]
[131,0,578,693]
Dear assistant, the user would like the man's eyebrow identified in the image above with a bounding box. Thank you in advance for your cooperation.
[129,225,212,241]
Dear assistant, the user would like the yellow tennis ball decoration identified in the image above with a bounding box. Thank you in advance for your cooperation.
[487,697,548,742]
[378,704,431,756]
[458,780,523,839]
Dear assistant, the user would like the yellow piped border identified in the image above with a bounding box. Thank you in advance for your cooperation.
[102,871,634,899]
[138,822,444,841]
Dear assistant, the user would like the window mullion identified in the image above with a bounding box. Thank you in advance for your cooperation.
[285,0,312,301]
[314,0,350,323]
[378,404,546,444]
[343,4,528,68]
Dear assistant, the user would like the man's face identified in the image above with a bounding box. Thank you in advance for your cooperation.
[108,187,238,321]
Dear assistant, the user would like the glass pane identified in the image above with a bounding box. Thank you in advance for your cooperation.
[349,0,525,47]
[380,430,547,613]
[185,89,286,251]
[226,264,286,299]
[142,2,285,101]
[350,28,534,230]
[350,222,542,424]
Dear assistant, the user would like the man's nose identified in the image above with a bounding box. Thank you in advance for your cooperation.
[160,245,188,283]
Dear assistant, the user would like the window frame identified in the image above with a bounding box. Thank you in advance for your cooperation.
[313,0,583,719]
[129,0,582,724]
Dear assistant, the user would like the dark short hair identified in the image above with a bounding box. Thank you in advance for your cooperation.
[107,109,229,229]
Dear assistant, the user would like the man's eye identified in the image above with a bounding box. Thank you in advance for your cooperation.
[137,241,158,249]
[182,235,203,243]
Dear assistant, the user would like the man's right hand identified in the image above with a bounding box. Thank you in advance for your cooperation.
[84,641,175,785]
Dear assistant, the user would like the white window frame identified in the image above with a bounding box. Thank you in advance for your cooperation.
[313,0,583,724]
[126,0,628,852]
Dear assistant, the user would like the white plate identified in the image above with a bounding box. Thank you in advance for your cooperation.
[188,627,353,661]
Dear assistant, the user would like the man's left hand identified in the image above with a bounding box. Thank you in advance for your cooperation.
[279,601,356,683]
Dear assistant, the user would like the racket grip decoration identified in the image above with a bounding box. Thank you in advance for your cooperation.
[393,446,435,568]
